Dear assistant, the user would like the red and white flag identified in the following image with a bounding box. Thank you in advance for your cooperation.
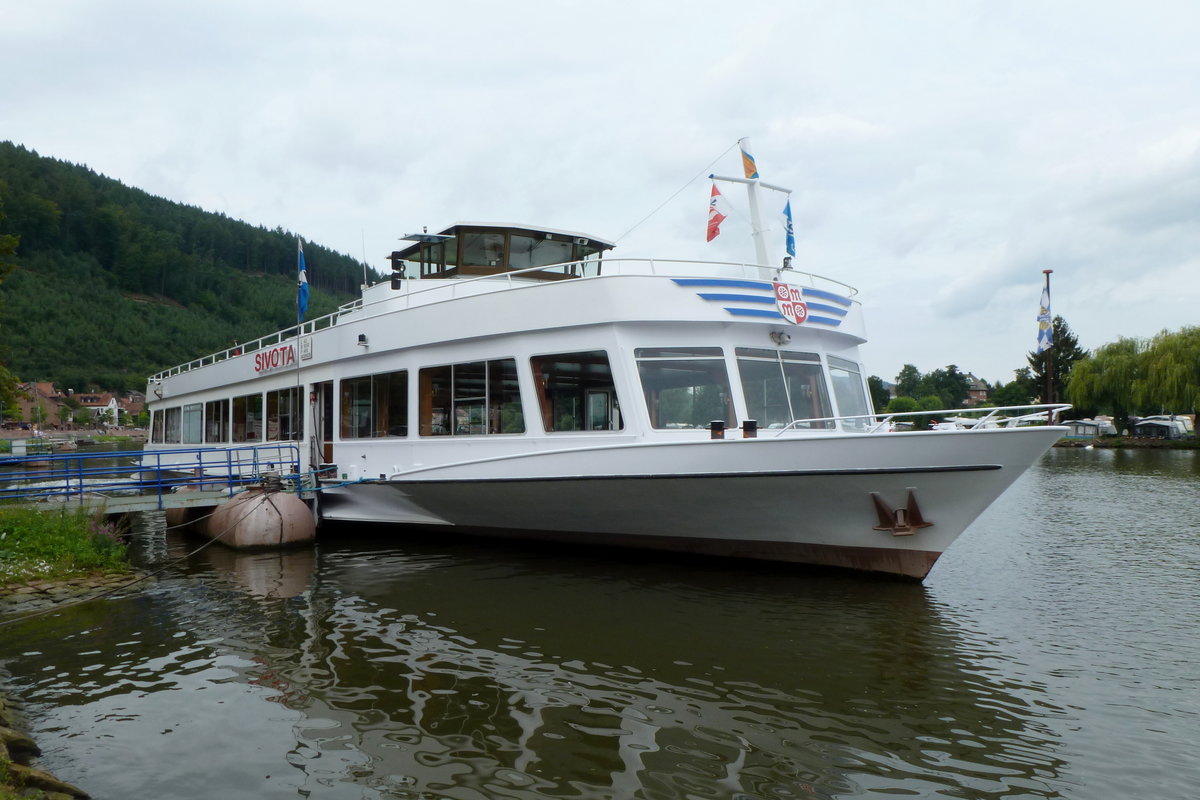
[706,183,729,242]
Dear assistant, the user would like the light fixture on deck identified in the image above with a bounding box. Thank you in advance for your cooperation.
[769,331,791,346]
[357,334,369,348]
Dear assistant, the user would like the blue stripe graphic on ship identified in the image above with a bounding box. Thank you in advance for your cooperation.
[806,315,843,326]
[803,301,848,317]
[725,307,785,319]
[802,287,852,306]
[697,293,777,305]
[672,278,773,291]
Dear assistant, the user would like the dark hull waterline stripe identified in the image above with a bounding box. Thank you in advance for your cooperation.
[385,463,1002,486]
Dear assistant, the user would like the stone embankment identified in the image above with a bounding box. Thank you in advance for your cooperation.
[1,692,88,799]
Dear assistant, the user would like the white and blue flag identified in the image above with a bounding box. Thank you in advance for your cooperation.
[1036,285,1052,353]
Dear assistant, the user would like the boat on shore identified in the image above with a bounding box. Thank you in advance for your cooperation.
[143,143,1066,578]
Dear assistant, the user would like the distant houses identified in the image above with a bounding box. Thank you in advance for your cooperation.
[6,382,146,430]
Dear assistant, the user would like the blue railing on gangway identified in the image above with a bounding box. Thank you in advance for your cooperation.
[0,444,301,509]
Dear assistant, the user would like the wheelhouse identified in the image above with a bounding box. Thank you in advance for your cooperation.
[391,223,616,281]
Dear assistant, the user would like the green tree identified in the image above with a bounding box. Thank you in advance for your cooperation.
[1028,315,1086,404]
[991,367,1037,408]
[917,365,971,409]
[1065,337,1143,425]
[867,375,890,412]
[895,364,922,399]
[885,396,920,414]
[1134,327,1200,415]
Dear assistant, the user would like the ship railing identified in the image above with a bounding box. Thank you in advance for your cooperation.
[0,444,301,509]
[148,257,854,382]
[771,403,1073,436]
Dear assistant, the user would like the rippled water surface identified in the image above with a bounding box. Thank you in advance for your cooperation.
[2,447,1198,799]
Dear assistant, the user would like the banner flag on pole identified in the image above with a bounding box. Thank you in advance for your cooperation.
[297,239,310,322]
[1036,285,1052,353]
[739,141,759,179]
[782,199,796,257]
[706,183,729,242]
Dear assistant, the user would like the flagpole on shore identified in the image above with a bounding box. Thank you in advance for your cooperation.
[1041,269,1054,405]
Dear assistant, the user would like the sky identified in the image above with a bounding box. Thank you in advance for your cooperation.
[3,0,1198,385]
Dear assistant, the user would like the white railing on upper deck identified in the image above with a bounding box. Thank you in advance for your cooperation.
[148,258,857,381]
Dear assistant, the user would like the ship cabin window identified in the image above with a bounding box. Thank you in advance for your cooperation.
[735,348,833,430]
[163,406,182,444]
[182,403,203,444]
[530,350,623,432]
[151,409,165,443]
[636,347,735,429]
[828,356,871,431]
[340,370,408,438]
[266,387,303,441]
[393,225,610,281]
[419,358,524,436]
[205,399,230,443]
[232,393,263,442]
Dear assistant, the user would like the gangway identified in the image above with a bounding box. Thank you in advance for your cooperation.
[0,444,302,514]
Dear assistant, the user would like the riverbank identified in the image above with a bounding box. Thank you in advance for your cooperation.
[1,690,88,799]
[1055,436,1200,449]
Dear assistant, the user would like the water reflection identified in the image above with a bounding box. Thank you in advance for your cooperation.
[3,521,1077,799]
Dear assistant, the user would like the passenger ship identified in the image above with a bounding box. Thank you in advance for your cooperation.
[145,154,1065,579]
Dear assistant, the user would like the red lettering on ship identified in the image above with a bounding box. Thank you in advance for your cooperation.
[253,344,297,374]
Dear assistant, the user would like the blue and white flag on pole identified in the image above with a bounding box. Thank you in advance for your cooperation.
[297,240,310,322]
[1036,285,1052,353]
[782,199,796,257]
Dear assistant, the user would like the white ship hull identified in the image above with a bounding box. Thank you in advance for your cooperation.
[145,217,1065,579]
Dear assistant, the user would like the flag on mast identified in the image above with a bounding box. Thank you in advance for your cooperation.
[739,140,759,179]
[706,183,729,242]
[1036,285,1052,353]
[297,239,310,322]
[782,199,796,257]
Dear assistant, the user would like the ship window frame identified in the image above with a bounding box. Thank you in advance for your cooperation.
[266,386,303,442]
[419,358,525,437]
[530,350,623,433]
[827,355,871,431]
[204,399,230,443]
[163,406,182,444]
[339,369,409,439]
[232,393,263,442]
[182,403,203,444]
[635,347,735,430]
[734,347,833,430]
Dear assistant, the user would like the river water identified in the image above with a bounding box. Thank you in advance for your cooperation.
[2,447,1198,799]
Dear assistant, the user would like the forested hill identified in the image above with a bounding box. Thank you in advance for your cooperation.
[0,141,382,392]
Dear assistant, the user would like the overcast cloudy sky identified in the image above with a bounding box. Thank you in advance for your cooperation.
[3,0,1198,384]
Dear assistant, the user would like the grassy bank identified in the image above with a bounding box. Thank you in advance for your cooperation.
[0,507,129,589]
[1055,436,1200,449]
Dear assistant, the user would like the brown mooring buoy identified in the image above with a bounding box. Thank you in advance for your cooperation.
[203,486,315,549]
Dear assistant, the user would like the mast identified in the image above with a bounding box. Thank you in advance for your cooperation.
[709,138,792,267]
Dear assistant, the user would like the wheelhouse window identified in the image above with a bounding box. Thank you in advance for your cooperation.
[419,359,524,436]
[530,350,622,432]
[636,347,734,429]
[736,348,833,430]
[828,356,871,431]
[182,403,203,444]
[266,387,303,441]
[232,393,263,442]
[340,370,408,438]
[151,409,165,443]
[205,399,229,443]
[461,232,507,268]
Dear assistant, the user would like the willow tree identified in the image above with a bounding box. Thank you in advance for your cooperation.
[1134,327,1200,414]
[1065,337,1144,425]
